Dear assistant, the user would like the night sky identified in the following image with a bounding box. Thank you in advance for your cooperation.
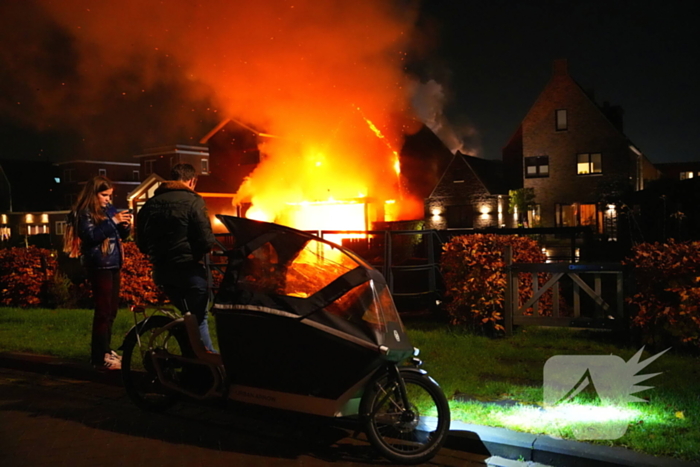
[412,0,699,163]
[0,0,697,164]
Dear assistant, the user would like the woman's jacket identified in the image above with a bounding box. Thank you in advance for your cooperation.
[77,206,131,270]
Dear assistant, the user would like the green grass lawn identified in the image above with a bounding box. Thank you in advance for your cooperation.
[0,307,698,461]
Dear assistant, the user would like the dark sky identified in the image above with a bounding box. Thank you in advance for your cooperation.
[413,0,699,163]
[0,0,697,164]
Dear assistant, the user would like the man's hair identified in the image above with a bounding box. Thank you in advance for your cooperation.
[170,163,197,182]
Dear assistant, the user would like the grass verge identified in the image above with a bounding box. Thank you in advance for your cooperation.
[407,318,700,462]
[0,307,698,461]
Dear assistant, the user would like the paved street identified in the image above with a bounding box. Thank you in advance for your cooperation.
[0,368,500,467]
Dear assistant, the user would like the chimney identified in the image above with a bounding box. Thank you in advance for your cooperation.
[602,101,625,133]
[553,59,568,77]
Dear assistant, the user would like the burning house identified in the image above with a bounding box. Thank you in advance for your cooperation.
[198,117,448,241]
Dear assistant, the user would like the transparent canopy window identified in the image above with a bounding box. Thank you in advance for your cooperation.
[240,237,360,299]
[325,280,402,332]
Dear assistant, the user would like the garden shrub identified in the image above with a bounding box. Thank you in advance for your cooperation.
[119,242,168,306]
[0,246,57,307]
[0,243,169,308]
[440,234,547,334]
[45,269,76,308]
[624,240,700,349]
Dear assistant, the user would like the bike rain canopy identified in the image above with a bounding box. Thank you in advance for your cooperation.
[213,215,412,355]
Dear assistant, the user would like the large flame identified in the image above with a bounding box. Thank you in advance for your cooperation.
[234,108,414,237]
[42,0,426,233]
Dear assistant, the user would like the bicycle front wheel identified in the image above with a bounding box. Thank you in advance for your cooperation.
[361,369,451,464]
[122,315,189,412]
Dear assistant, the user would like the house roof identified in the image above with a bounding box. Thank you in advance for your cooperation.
[502,59,650,162]
[199,118,276,145]
[459,153,507,195]
[428,151,506,199]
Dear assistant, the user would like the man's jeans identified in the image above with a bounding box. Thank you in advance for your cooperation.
[155,264,215,353]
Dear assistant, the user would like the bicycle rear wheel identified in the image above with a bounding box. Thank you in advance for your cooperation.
[121,315,189,412]
[361,368,451,464]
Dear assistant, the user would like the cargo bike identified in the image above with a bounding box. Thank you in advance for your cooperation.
[121,215,450,464]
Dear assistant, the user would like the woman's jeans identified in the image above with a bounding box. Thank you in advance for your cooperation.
[88,268,120,365]
[154,263,215,352]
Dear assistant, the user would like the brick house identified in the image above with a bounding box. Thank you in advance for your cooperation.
[502,59,659,234]
[425,152,508,230]
[132,145,210,182]
[0,159,140,248]
[128,143,242,235]
[54,159,141,210]
[655,161,700,181]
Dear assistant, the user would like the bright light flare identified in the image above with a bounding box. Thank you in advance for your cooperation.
[496,403,641,431]
[246,208,272,222]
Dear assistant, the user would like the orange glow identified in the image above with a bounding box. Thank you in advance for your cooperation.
[284,199,367,245]
[43,1,427,233]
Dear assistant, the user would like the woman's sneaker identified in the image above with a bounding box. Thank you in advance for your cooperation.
[109,350,122,362]
[95,352,121,370]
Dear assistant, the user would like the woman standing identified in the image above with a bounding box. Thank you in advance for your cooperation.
[63,176,132,370]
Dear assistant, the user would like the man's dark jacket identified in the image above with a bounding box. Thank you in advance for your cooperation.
[136,181,216,270]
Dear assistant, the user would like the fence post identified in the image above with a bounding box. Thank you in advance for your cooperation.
[504,245,513,336]
[385,230,393,293]
[427,231,436,293]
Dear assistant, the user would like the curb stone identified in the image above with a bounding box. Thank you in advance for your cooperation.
[449,422,700,467]
[1,351,698,467]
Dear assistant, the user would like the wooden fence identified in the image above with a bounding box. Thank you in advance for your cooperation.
[503,246,625,335]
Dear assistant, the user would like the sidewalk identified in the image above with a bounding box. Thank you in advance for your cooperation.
[1,351,697,467]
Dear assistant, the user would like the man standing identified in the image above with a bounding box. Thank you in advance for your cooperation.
[136,163,217,351]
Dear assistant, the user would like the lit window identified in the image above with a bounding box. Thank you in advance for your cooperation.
[528,204,541,227]
[525,156,549,178]
[556,204,576,227]
[556,109,567,131]
[579,204,597,226]
[201,158,209,174]
[556,203,599,229]
[56,221,66,235]
[680,171,694,180]
[577,153,602,174]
